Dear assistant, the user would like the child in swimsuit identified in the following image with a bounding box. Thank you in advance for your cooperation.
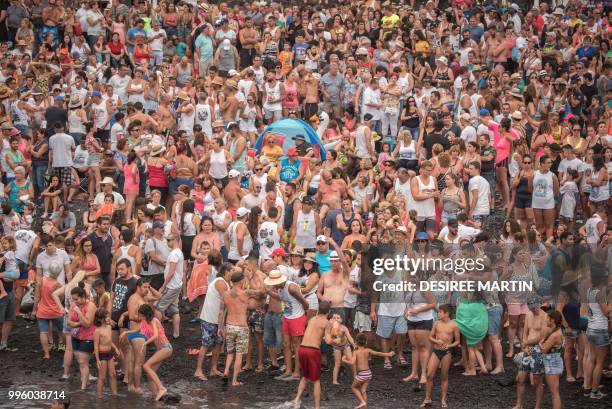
[421,304,461,408]
[93,309,121,398]
[137,304,173,401]
[343,332,395,409]
[0,236,19,300]
[329,313,356,385]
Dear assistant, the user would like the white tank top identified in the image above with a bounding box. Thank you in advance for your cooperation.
[398,140,416,160]
[180,213,197,236]
[280,280,305,319]
[257,221,280,261]
[295,210,317,249]
[119,245,136,271]
[405,290,434,321]
[68,109,86,134]
[252,66,265,90]
[414,175,436,219]
[92,100,109,129]
[179,104,195,133]
[309,171,321,191]
[212,210,230,246]
[584,213,603,245]
[355,125,371,159]
[11,101,29,126]
[263,82,281,111]
[589,169,610,202]
[203,190,215,213]
[532,170,555,209]
[587,288,608,330]
[200,277,229,323]
[227,221,253,261]
[209,149,228,179]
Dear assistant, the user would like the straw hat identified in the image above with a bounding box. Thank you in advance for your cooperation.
[510,88,523,98]
[177,91,190,101]
[225,79,238,90]
[290,246,305,257]
[0,87,11,99]
[68,94,83,108]
[212,76,224,86]
[511,111,523,120]
[304,252,318,264]
[263,270,288,286]
[213,119,224,129]
[150,143,166,157]
[101,177,116,187]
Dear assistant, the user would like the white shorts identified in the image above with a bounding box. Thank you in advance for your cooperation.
[354,311,372,333]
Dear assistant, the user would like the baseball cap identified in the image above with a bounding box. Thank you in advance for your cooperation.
[479,108,490,117]
[270,248,287,257]
[226,121,239,131]
[316,235,327,243]
[152,221,164,229]
[287,147,298,156]
[228,169,241,178]
[415,232,429,241]
[236,207,250,218]
[363,113,373,121]
[92,91,101,97]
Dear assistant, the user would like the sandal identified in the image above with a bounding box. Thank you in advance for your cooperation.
[398,356,408,366]
[384,361,392,370]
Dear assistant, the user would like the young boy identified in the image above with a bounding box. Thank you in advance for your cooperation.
[342,332,395,408]
[329,312,356,385]
[559,168,579,232]
[93,308,121,398]
[420,304,461,408]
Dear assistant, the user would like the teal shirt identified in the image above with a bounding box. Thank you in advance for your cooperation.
[195,34,214,61]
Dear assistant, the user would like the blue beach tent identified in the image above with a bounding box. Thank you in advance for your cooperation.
[254,118,327,160]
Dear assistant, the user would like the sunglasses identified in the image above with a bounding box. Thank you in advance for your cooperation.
[255,168,263,171]
[523,161,531,164]
[316,242,326,245]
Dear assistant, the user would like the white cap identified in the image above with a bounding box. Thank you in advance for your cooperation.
[228,169,241,178]
[460,113,471,121]
[316,235,327,243]
[236,207,250,218]
[228,69,239,77]
[222,38,231,50]
[329,251,340,260]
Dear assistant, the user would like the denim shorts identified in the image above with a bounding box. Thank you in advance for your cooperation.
[376,315,407,339]
[263,312,282,349]
[486,304,503,335]
[586,328,610,347]
[561,327,582,339]
[37,317,63,333]
[543,352,564,375]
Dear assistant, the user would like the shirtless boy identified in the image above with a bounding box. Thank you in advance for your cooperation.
[514,300,547,409]
[242,258,266,372]
[421,304,461,408]
[293,301,332,409]
[93,308,121,398]
[222,271,249,386]
[329,313,356,385]
[343,332,395,409]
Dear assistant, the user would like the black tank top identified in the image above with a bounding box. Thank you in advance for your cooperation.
[283,197,298,231]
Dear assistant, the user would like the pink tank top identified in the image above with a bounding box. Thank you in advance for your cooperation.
[70,302,95,341]
[140,318,170,347]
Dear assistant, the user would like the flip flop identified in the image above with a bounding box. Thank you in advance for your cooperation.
[384,361,392,370]
[194,375,208,381]
[398,356,408,366]
[187,348,200,356]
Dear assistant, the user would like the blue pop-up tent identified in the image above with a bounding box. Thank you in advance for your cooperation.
[254,118,327,160]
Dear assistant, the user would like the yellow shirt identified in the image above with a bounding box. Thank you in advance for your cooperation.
[262,144,284,164]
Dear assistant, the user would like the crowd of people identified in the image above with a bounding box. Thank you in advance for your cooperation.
[0,0,610,408]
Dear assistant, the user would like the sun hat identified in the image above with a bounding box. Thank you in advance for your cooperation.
[68,94,83,108]
[177,91,190,101]
[228,169,241,178]
[150,143,166,156]
[101,177,116,186]
[329,251,340,260]
[511,111,523,120]
[291,246,305,257]
[213,119,224,129]
[304,253,318,264]
[264,270,288,286]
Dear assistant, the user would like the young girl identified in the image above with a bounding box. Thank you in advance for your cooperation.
[93,309,120,398]
[343,332,395,408]
[94,193,116,219]
[0,236,19,300]
[559,168,579,232]
[123,304,173,401]
[41,175,62,217]
[421,304,461,408]
[539,309,564,409]
[329,312,356,385]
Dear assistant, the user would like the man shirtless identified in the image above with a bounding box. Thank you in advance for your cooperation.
[316,170,349,220]
[242,257,266,372]
[223,170,245,211]
[157,94,177,132]
[220,84,240,123]
[119,278,151,393]
[514,301,547,409]
[302,71,321,119]
[293,300,332,409]
[317,250,350,322]
[261,260,283,369]
[222,271,249,386]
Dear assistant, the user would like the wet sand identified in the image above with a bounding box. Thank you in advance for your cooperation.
[2,308,610,409]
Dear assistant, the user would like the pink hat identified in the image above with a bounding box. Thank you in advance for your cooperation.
[7,127,21,137]
[564,113,575,121]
